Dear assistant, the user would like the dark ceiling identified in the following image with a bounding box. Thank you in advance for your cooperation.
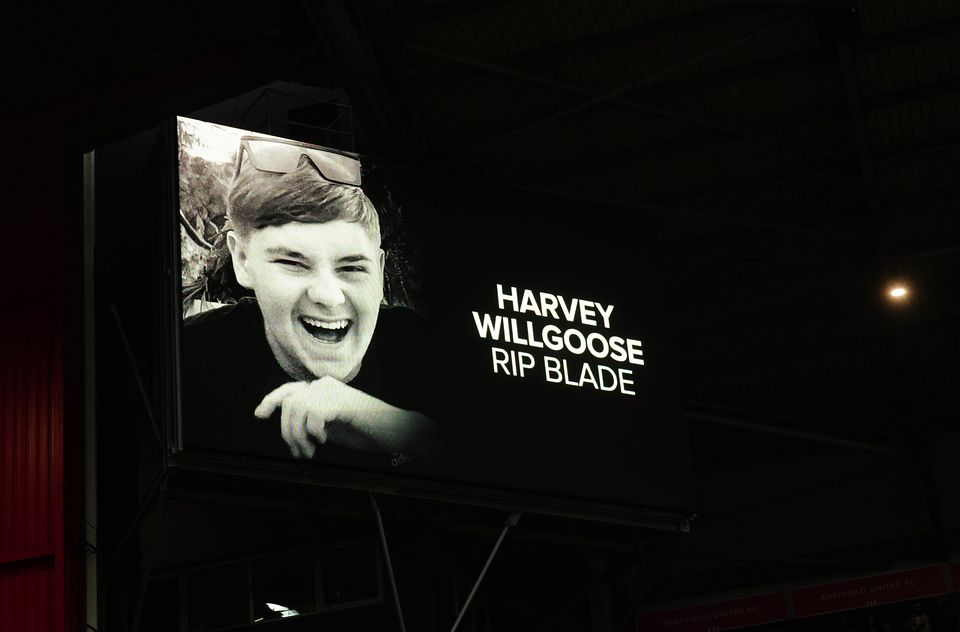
[13,0,960,625]
[335,0,960,606]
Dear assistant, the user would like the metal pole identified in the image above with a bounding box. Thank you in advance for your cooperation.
[105,471,166,571]
[369,493,407,632]
[449,512,522,632]
[83,150,100,632]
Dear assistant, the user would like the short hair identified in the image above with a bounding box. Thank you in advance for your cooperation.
[226,155,381,244]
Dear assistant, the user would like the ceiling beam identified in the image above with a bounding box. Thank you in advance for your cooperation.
[405,9,846,162]
[408,11,959,100]
[504,114,843,183]
[501,180,855,238]
[441,69,959,194]
[462,9,820,157]
[687,408,908,455]
[406,2,792,85]
[424,69,960,170]
[528,161,849,211]
[629,16,960,102]
[410,21,960,163]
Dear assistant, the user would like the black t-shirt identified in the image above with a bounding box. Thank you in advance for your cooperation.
[179,299,433,466]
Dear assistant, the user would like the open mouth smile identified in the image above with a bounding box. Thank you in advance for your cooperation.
[300,316,351,343]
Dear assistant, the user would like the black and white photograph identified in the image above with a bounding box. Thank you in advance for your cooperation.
[177,118,438,466]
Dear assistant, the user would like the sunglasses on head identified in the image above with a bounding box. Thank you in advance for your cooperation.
[234,136,362,186]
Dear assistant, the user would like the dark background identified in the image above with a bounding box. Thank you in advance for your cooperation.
[4,1,960,631]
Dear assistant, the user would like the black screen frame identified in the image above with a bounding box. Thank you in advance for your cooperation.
[159,116,697,530]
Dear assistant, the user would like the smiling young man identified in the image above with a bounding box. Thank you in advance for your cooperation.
[180,136,436,463]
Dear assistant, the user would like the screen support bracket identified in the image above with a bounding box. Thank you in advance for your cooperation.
[370,493,408,632]
[449,512,522,632]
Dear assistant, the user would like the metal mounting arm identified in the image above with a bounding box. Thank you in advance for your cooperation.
[449,512,522,632]
[370,493,407,632]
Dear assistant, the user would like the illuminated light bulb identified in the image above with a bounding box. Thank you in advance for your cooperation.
[889,286,908,299]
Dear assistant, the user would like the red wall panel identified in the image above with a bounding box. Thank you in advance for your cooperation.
[0,117,79,632]
[0,303,68,631]
[1,307,54,556]
[0,558,54,631]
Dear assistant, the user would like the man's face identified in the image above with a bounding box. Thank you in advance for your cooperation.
[228,220,384,383]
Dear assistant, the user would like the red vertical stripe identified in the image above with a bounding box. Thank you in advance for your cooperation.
[0,305,65,631]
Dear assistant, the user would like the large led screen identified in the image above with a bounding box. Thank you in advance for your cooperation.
[174,117,696,517]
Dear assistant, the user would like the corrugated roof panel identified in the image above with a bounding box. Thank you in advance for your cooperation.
[632,157,666,201]
[652,65,833,142]
[857,40,886,98]
[868,45,905,98]
[875,94,960,158]
[462,17,498,57]
[582,0,607,35]
[595,104,625,159]
[758,65,784,123]
[653,146,694,195]
[562,45,599,90]
[503,4,531,56]
[855,39,898,98]
[417,81,455,139]
[786,65,823,116]
[550,2,580,49]
[699,11,789,71]
[414,82,527,147]
[765,67,791,119]
[548,121,578,175]
[860,0,960,38]
[412,8,838,131]
[910,37,939,86]
[888,147,960,207]
[604,164,632,202]
[872,100,903,154]
[634,154,661,199]
[420,0,681,61]
[536,5,563,42]
[858,0,881,37]
[510,107,688,182]
[868,97,892,153]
